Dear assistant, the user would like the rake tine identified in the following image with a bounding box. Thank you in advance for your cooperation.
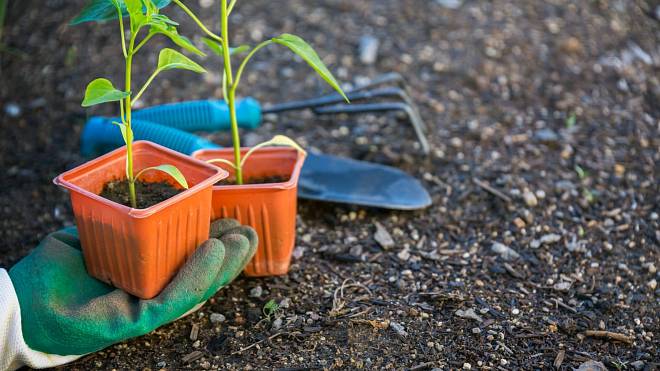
[314,102,430,155]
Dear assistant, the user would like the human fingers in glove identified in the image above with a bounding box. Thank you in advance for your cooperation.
[0,218,257,371]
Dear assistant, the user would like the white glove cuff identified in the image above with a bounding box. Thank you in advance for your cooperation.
[0,268,81,371]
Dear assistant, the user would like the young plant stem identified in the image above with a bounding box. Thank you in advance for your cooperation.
[125,33,137,208]
[221,0,243,185]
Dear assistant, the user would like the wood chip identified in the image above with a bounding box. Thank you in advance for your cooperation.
[583,330,633,344]
[190,323,199,341]
[553,349,565,368]
[182,350,204,363]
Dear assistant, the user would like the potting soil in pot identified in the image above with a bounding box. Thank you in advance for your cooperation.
[216,175,290,186]
[100,180,182,209]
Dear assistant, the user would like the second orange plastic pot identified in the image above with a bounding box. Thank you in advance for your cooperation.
[54,141,228,299]
[192,147,306,277]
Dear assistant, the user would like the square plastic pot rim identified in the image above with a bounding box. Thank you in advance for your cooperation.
[192,146,307,191]
[53,140,229,218]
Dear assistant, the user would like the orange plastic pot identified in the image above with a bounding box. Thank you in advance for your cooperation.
[54,141,228,299]
[192,147,305,277]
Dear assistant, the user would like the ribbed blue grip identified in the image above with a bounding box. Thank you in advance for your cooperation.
[81,117,220,157]
[131,98,262,132]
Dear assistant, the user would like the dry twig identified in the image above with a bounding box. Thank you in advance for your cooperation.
[584,330,633,344]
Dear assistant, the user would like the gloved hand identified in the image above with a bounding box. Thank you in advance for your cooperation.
[0,219,257,371]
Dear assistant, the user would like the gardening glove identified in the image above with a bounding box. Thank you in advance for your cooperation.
[0,218,257,371]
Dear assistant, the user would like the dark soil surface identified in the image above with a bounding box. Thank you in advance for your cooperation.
[100,180,182,209]
[217,175,291,186]
[1,0,658,370]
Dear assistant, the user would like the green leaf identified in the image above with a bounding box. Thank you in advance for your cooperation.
[71,0,172,25]
[82,78,130,107]
[136,164,189,189]
[150,23,205,56]
[157,48,206,73]
[111,121,133,144]
[272,33,348,102]
[241,135,306,168]
[202,38,250,57]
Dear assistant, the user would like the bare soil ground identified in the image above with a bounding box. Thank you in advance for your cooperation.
[1,0,658,370]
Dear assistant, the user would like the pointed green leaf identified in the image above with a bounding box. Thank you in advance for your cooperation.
[241,135,306,168]
[111,121,133,144]
[202,38,250,57]
[71,0,172,25]
[150,23,205,56]
[157,48,206,73]
[136,164,189,189]
[272,33,348,102]
[82,78,130,107]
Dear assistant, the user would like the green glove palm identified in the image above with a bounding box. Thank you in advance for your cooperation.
[8,219,257,356]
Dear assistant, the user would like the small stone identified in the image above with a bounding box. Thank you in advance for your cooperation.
[358,35,379,65]
[553,281,572,291]
[650,212,658,221]
[491,242,520,261]
[272,318,283,330]
[513,218,526,229]
[455,308,483,322]
[210,313,226,323]
[349,245,363,257]
[462,362,472,370]
[192,340,201,348]
[534,128,559,143]
[389,321,408,336]
[435,0,463,9]
[374,222,395,249]
[157,361,166,368]
[279,297,291,309]
[512,308,520,315]
[523,190,538,207]
[647,279,657,291]
[471,327,481,334]
[4,103,21,118]
[630,361,645,370]
[292,246,305,260]
[540,233,562,245]
[576,360,607,371]
[199,0,214,8]
[249,286,263,298]
[397,248,411,261]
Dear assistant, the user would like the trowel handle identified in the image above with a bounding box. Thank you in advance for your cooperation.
[131,98,262,133]
[81,117,220,157]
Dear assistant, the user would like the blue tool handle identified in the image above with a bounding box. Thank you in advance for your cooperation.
[131,98,262,132]
[81,117,220,157]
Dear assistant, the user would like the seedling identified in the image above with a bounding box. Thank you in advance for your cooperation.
[262,299,280,321]
[76,0,207,207]
[174,0,348,184]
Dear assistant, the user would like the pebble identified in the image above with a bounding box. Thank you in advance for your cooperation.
[534,128,559,143]
[532,233,562,248]
[292,246,305,260]
[272,318,283,330]
[199,0,214,8]
[279,297,291,309]
[630,361,645,370]
[210,313,226,323]
[455,308,483,322]
[576,360,607,371]
[512,308,520,315]
[4,103,21,117]
[491,242,520,261]
[249,286,263,298]
[389,321,408,336]
[374,222,395,249]
[157,361,166,368]
[471,327,481,334]
[397,247,411,261]
[553,281,572,291]
[435,0,463,9]
[462,362,472,370]
[523,190,539,207]
[358,35,379,65]
[647,279,657,291]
